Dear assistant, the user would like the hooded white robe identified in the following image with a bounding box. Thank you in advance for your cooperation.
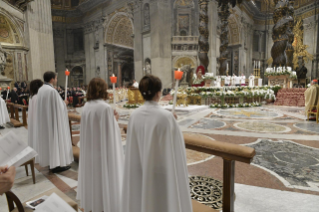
[76,100,124,212]
[28,95,39,162]
[0,97,9,126]
[35,84,74,168]
[122,101,192,212]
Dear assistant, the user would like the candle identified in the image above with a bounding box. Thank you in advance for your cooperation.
[254,61,255,70]
[6,86,10,100]
[110,74,118,105]
[259,61,260,69]
[65,69,70,101]
[227,63,229,71]
[172,68,184,114]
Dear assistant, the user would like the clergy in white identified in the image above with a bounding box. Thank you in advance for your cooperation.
[122,75,192,212]
[240,74,246,86]
[0,91,9,129]
[77,78,124,212]
[28,79,44,162]
[35,71,73,172]
[225,74,231,86]
[249,74,255,87]
[234,74,240,86]
[216,76,221,87]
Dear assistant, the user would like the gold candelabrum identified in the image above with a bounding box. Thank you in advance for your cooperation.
[254,68,260,78]
[253,60,261,78]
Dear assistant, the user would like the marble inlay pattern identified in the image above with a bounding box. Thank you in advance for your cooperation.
[246,139,319,192]
[189,176,223,210]
[214,108,282,119]
[190,119,226,129]
[234,121,291,133]
[294,122,319,134]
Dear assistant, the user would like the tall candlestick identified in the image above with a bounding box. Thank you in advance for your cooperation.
[227,62,229,71]
[6,86,10,100]
[110,74,117,106]
[259,61,260,69]
[65,69,70,101]
[172,68,183,114]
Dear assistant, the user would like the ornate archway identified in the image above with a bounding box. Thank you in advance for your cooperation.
[105,13,134,49]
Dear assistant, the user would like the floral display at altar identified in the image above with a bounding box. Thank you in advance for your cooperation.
[265,66,297,80]
[169,85,281,108]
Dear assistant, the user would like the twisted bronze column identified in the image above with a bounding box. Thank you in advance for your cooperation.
[218,3,230,75]
[198,0,209,71]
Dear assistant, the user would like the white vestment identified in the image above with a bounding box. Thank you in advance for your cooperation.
[231,76,236,85]
[77,100,124,212]
[216,77,221,87]
[35,84,74,168]
[225,76,231,85]
[249,76,255,87]
[122,101,192,212]
[28,95,39,163]
[234,76,240,85]
[0,97,9,125]
[240,76,246,85]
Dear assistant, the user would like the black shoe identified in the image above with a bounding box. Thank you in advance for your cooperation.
[50,166,71,173]
[0,126,5,129]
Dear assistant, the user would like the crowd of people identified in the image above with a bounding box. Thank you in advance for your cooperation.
[0,71,191,212]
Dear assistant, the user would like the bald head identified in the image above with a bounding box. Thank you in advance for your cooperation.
[13,87,17,92]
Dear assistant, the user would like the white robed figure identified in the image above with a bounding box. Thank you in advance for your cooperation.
[28,80,44,163]
[35,71,73,172]
[240,74,246,86]
[249,74,255,87]
[231,74,237,86]
[225,75,231,86]
[216,76,221,87]
[122,75,192,212]
[0,93,9,129]
[77,78,124,212]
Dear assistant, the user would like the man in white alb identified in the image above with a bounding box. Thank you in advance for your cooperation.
[35,71,74,173]
[132,79,139,88]
[240,73,246,86]
[225,74,231,86]
[249,73,255,87]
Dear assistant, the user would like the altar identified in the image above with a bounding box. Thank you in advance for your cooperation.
[267,75,291,88]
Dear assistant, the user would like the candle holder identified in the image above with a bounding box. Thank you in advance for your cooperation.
[172,69,183,114]
[109,75,118,105]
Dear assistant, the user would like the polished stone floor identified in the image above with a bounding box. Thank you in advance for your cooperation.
[1,104,319,212]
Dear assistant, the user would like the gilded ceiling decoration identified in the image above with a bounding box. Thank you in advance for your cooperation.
[106,14,133,49]
[0,14,20,45]
[175,0,194,7]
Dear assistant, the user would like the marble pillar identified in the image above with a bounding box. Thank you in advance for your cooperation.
[25,0,55,80]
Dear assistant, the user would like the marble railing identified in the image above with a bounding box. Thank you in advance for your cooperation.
[171,36,199,44]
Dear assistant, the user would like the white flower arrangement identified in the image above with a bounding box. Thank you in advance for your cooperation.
[204,73,215,80]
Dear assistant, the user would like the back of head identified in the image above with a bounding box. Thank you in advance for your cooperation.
[87,78,108,101]
[43,71,56,83]
[30,79,44,97]
[139,75,162,101]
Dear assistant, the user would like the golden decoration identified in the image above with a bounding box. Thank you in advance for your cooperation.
[292,18,313,68]
[174,57,195,69]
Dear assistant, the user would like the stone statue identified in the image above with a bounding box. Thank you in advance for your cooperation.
[145,61,151,74]
[102,15,109,29]
[144,4,150,27]
[0,44,7,76]
[94,27,99,47]
[96,66,100,78]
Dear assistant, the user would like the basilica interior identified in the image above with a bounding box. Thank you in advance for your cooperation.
[1,0,319,212]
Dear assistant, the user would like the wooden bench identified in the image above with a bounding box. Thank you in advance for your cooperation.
[6,102,28,127]
[5,188,78,212]
[68,113,82,162]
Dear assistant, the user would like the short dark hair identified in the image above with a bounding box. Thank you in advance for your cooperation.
[87,78,108,101]
[43,71,56,83]
[139,75,162,101]
[30,79,43,97]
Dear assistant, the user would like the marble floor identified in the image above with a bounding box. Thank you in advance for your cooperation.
[1,103,319,212]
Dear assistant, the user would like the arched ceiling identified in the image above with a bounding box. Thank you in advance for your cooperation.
[106,15,134,49]
[0,14,22,46]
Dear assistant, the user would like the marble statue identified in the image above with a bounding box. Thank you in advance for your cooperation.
[0,44,7,76]
[145,61,151,75]
[144,4,150,27]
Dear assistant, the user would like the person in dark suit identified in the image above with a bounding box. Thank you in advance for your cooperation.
[10,87,19,104]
